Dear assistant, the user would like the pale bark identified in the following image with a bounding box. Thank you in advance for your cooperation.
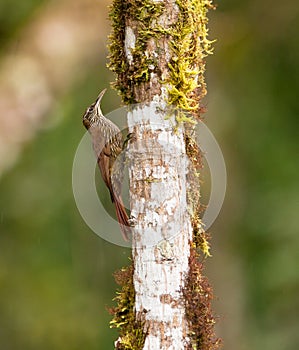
[127,102,193,349]
[122,0,194,348]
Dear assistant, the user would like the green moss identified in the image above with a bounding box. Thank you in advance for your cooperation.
[109,263,146,349]
[108,0,164,103]
[108,0,214,112]
[108,0,128,100]
[185,130,212,257]
[166,0,215,122]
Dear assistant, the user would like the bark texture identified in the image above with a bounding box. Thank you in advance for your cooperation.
[127,103,192,349]
[109,0,219,348]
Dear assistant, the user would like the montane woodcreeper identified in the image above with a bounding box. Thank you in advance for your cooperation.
[82,89,130,241]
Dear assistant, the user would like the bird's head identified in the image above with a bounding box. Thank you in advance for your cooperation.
[82,88,106,129]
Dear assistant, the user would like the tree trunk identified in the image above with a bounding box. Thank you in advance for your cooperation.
[128,103,192,348]
[109,0,219,349]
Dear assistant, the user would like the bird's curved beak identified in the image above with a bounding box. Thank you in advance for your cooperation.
[95,88,107,114]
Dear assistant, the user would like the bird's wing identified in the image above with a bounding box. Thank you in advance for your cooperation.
[97,152,112,195]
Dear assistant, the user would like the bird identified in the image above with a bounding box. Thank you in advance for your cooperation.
[82,89,130,241]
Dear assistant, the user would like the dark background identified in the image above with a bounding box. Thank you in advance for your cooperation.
[0,0,298,349]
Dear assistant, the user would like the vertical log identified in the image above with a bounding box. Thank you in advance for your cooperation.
[109,0,219,348]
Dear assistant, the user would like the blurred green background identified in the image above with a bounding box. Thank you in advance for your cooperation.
[0,0,298,349]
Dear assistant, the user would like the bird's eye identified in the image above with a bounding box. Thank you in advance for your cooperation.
[85,105,93,114]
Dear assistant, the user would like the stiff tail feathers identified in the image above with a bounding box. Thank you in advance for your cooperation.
[113,194,130,241]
